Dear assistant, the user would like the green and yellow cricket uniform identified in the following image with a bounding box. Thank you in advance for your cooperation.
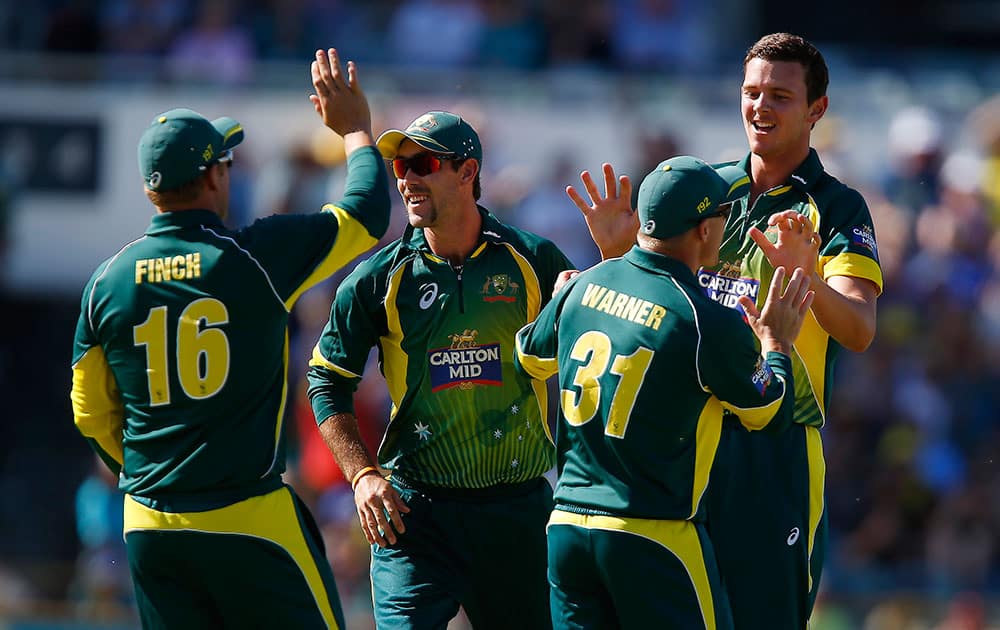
[70,146,390,630]
[307,206,571,630]
[514,247,798,630]
[700,150,883,629]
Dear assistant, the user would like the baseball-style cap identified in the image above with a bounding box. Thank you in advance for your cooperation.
[637,156,745,239]
[376,111,482,162]
[138,108,244,191]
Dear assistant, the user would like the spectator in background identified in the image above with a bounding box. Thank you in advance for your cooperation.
[477,0,545,69]
[883,105,944,214]
[542,0,613,70]
[514,152,602,269]
[44,0,99,55]
[388,0,485,68]
[99,0,188,56]
[166,0,254,84]
[71,456,132,621]
[611,0,709,72]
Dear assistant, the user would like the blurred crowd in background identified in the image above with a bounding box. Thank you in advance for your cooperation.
[6,0,731,78]
[1,1,999,629]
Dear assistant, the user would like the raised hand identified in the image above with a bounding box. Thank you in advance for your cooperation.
[566,163,639,261]
[748,210,821,275]
[309,48,372,140]
[739,266,814,356]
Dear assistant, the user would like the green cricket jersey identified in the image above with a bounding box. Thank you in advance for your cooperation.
[514,247,797,521]
[700,150,883,427]
[70,146,390,513]
[307,207,572,489]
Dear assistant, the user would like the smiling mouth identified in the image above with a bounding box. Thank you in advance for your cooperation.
[751,121,775,132]
[406,193,429,205]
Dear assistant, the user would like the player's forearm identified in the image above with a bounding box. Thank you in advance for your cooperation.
[317,412,378,481]
[808,273,877,352]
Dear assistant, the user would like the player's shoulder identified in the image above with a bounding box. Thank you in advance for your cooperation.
[339,234,413,287]
[813,170,868,212]
[484,209,563,257]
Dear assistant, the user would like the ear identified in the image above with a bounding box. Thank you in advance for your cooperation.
[807,95,829,125]
[460,158,479,185]
[201,165,221,193]
[699,221,712,242]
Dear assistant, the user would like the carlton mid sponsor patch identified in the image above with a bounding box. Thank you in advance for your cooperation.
[750,355,774,396]
[428,329,503,391]
[698,267,760,312]
[851,225,878,255]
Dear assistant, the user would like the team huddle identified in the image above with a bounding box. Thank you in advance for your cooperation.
[71,32,881,630]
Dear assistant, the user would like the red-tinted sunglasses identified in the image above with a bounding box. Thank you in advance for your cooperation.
[391,153,457,178]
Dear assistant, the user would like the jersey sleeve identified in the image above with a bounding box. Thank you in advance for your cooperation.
[237,145,391,309]
[697,307,795,432]
[818,187,883,295]
[514,277,574,381]
[306,260,385,424]
[70,274,125,475]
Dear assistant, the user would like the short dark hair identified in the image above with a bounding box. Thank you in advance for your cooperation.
[448,158,482,201]
[744,33,829,105]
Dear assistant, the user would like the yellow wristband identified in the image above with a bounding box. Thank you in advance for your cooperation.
[350,466,378,491]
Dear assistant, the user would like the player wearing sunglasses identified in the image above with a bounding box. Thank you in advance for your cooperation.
[307,111,573,629]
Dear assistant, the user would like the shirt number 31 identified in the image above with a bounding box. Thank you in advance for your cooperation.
[562,331,654,439]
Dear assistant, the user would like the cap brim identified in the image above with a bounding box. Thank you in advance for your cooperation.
[212,117,244,150]
[376,129,453,159]
[715,165,750,203]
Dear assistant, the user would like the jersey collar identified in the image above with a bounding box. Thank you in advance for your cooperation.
[737,147,825,194]
[402,205,508,254]
[146,209,224,235]
[624,246,699,288]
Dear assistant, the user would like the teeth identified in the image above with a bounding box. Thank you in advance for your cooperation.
[408,194,428,203]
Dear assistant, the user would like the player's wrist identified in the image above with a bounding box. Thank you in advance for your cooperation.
[350,465,379,491]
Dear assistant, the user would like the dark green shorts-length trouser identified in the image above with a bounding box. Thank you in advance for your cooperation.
[547,509,733,630]
[124,485,345,629]
[371,475,553,630]
[705,421,828,630]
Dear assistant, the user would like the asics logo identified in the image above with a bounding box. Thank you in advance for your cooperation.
[786,527,800,546]
[419,283,439,310]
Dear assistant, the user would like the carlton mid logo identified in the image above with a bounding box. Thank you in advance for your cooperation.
[481,274,519,303]
[448,328,478,349]
[428,331,502,392]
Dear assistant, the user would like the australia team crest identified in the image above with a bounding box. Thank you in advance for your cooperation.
[481,274,519,303]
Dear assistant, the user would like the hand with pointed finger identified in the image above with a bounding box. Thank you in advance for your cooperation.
[738,266,814,357]
[748,210,821,275]
[566,163,638,261]
[309,48,372,138]
[353,473,410,547]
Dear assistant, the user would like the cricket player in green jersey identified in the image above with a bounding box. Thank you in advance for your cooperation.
[306,111,573,629]
[69,49,388,629]
[514,155,814,630]
[698,34,884,629]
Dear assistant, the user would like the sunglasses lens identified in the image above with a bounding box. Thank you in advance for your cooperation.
[392,154,442,178]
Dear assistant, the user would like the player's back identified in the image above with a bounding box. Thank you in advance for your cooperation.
[551,249,742,522]
[85,211,292,511]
